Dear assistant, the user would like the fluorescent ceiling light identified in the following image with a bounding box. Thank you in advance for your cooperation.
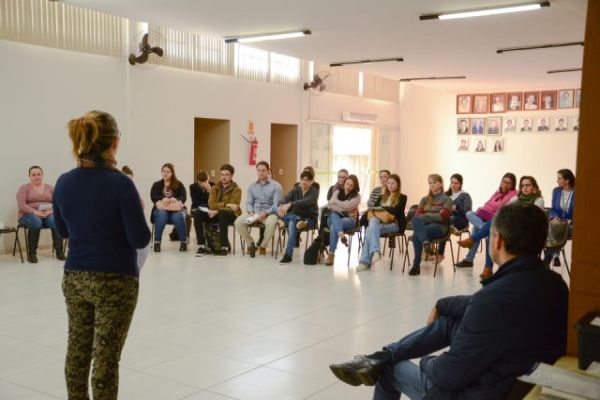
[497,41,583,54]
[399,76,466,82]
[547,68,582,74]
[330,57,403,67]
[224,29,311,44]
[420,1,549,21]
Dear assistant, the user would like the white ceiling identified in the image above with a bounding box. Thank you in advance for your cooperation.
[65,0,587,91]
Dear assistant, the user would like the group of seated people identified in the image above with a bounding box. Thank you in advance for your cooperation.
[15,160,576,279]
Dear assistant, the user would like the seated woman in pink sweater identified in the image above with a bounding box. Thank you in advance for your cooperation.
[455,173,517,279]
[16,166,64,263]
[325,174,361,266]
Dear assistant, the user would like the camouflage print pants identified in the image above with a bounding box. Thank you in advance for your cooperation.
[62,270,138,400]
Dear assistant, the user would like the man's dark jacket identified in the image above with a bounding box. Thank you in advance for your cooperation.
[422,255,568,399]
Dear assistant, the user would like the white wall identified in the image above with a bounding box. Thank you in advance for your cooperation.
[0,39,302,252]
[398,84,578,208]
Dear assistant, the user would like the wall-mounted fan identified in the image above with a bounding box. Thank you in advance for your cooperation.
[303,72,330,94]
[128,31,164,66]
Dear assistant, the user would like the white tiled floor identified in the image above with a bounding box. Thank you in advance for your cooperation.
[0,238,570,399]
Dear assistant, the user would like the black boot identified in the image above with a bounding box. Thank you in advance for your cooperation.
[329,350,391,386]
[51,230,65,261]
[27,228,40,263]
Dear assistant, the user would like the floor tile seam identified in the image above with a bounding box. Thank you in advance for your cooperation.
[129,368,223,391]
[301,381,339,399]
[178,388,241,400]
[0,375,64,399]
[0,357,64,379]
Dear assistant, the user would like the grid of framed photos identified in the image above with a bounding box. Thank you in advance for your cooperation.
[457,89,580,114]
[456,89,580,153]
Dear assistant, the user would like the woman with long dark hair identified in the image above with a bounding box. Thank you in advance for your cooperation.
[53,111,150,399]
[325,174,361,266]
[150,163,188,252]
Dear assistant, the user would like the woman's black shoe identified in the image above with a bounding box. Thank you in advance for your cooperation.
[154,242,161,252]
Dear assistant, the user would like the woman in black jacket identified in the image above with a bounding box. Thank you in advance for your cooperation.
[150,163,187,252]
[357,174,407,271]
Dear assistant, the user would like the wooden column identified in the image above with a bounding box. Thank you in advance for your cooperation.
[567,0,600,355]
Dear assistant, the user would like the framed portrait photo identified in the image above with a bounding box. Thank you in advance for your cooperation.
[490,93,506,113]
[457,95,473,114]
[473,94,489,114]
[471,137,487,154]
[485,117,502,135]
[457,137,470,152]
[504,117,517,133]
[470,118,485,135]
[507,92,523,111]
[523,91,540,110]
[540,90,557,110]
[534,117,551,132]
[491,138,505,154]
[551,116,569,132]
[456,118,470,135]
[575,89,581,108]
[558,89,574,109]
[518,117,533,133]
[569,116,579,132]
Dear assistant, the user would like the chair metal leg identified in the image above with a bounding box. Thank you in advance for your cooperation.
[448,238,456,271]
[562,248,570,278]
[433,245,440,278]
[347,234,353,267]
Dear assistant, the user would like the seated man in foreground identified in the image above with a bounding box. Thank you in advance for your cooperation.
[329,203,568,400]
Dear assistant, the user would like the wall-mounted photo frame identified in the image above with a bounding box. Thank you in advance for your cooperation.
[490,93,506,113]
[551,116,569,132]
[558,89,574,109]
[491,138,505,154]
[518,117,533,132]
[569,116,579,132]
[523,91,540,110]
[535,117,551,132]
[507,92,523,111]
[457,95,473,114]
[575,89,581,108]
[457,118,470,135]
[472,137,487,153]
[457,137,469,152]
[504,117,517,133]
[473,94,489,114]
[485,117,502,135]
[540,90,557,110]
[471,118,485,135]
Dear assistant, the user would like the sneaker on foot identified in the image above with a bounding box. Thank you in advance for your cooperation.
[280,254,292,263]
[371,251,382,265]
[455,259,473,268]
[356,263,371,272]
[248,242,256,258]
[296,220,308,230]
[196,245,207,255]
[408,266,421,276]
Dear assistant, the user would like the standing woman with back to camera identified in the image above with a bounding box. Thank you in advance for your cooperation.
[52,111,150,400]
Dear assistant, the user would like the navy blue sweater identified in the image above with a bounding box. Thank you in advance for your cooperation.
[53,167,151,277]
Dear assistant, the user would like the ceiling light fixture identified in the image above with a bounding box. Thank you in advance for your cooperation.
[420,1,549,21]
[224,29,311,44]
[497,41,583,54]
[399,76,466,82]
[330,57,404,67]
[547,68,582,74]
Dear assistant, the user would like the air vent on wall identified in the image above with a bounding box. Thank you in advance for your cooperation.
[342,112,378,124]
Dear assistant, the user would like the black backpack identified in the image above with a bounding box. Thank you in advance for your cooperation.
[204,223,222,254]
[304,237,323,265]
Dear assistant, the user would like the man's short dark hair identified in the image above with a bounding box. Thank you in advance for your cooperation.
[492,203,548,256]
[220,163,235,175]
[300,170,314,181]
[257,160,270,170]
[196,170,209,182]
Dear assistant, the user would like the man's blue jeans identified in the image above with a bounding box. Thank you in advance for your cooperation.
[283,213,315,257]
[411,217,447,268]
[373,316,461,400]
[153,209,187,242]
